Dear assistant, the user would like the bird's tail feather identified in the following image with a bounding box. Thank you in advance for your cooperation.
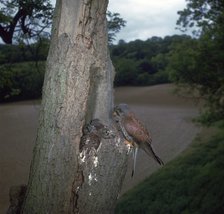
[131,147,138,177]
[143,143,164,165]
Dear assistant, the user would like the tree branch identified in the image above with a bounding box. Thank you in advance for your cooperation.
[0,24,11,43]
[0,8,30,44]
[20,14,31,36]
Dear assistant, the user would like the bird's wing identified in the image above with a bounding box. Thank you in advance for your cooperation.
[123,112,151,144]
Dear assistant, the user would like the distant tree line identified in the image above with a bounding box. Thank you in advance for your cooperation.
[0,37,49,64]
[0,34,189,102]
[110,35,190,86]
[0,37,49,101]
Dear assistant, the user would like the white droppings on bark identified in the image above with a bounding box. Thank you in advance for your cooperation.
[115,137,121,147]
[79,151,86,163]
[76,186,80,193]
[93,156,98,167]
[88,173,98,185]
[88,173,93,185]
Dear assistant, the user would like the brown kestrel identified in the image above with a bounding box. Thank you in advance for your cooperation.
[113,103,164,176]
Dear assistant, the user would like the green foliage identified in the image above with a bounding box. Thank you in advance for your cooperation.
[170,0,224,125]
[114,58,138,86]
[115,129,224,214]
[166,37,199,83]
[111,35,189,86]
[0,36,49,102]
[0,61,45,102]
[177,0,224,36]
[0,37,49,64]
[107,11,126,45]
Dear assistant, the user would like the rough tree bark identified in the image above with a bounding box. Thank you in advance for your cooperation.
[21,0,129,213]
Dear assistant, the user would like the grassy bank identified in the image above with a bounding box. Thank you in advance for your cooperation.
[115,127,224,214]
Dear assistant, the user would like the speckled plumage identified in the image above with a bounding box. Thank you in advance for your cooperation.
[80,119,115,153]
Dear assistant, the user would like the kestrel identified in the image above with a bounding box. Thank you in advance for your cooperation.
[113,103,164,176]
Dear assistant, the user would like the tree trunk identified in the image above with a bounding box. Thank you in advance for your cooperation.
[22,0,128,213]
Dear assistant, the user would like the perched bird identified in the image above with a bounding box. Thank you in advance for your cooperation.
[113,103,164,176]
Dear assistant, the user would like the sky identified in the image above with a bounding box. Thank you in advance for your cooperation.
[51,0,189,43]
[108,0,188,43]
